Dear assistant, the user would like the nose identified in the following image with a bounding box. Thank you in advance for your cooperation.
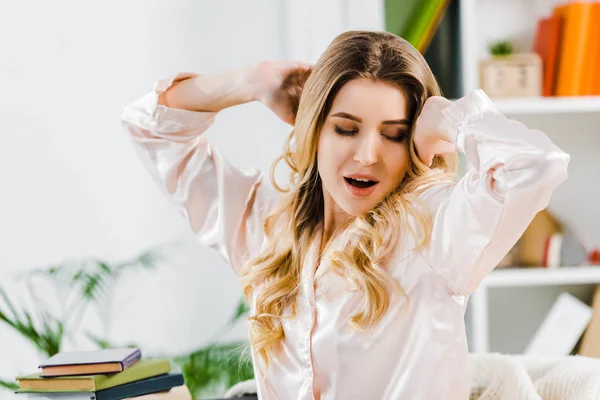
[353,131,380,167]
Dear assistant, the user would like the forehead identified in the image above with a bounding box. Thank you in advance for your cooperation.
[328,78,408,120]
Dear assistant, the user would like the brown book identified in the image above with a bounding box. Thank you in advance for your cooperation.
[518,209,562,267]
[39,348,141,377]
[17,358,170,392]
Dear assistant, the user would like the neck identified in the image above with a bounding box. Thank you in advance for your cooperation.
[321,191,351,253]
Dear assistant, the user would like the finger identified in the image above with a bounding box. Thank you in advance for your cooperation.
[426,155,434,167]
[281,111,295,126]
[427,141,455,167]
[427,96,453,109]
[290,62,312,74]
[417,149,433,167]
[413,141,430,166]
[434,140,456,155]
[296,61,312,70]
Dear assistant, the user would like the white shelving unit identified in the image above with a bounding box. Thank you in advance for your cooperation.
[471,268,600,353]
[484,266,600,288]
[459,0,600,353]
[493,97,600,115]
[346,0,600,354]
[460,0,600,116]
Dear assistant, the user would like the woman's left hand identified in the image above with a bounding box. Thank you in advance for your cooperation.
[412,96,457,167]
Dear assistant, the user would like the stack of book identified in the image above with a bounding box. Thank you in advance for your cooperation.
[15,348,185,400]
[533,1,600,96]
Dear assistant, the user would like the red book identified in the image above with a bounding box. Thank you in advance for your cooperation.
[533,16,562,97]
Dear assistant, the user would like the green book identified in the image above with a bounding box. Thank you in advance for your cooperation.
[16,358,171,393]
[385,0,422,39]
[403,0,450,52]
[385,0,450,53]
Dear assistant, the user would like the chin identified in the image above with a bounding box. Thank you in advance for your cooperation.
[339,199,379,217]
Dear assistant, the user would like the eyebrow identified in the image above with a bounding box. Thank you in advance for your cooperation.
[330,112,411,125]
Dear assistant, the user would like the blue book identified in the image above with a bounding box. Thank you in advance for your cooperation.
[96,373,184,400]
[18,373,184,400]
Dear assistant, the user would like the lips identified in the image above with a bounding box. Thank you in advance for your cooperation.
[344,174,379,197]
[344,177,377,188]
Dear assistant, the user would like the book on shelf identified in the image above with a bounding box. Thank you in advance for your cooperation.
[525,292,593,356]
[582,3,600,95]
[385,0,450,53]
[553,3,591,96]
[385,0,421,43]
[533,1,600,97]
[16,358,171,392]
[518,209,562,267]
[543,233,589,268]
[578,286,600,357]
[403,0,450,53]
[39,348,141,377]
[533,15,561,97]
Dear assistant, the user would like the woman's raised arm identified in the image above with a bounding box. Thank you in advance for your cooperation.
[121,62,309,272]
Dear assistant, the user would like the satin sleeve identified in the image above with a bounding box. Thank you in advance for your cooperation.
[420,90,570,295]
[121,72,278,273]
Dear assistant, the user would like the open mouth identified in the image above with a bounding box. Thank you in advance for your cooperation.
[344,177,378,189]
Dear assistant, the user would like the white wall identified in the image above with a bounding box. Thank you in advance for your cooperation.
[0,0,291,388]
[0,0,383,394]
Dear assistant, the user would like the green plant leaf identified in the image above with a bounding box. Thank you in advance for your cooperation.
[173,341,254,397]
[0,244,257,398]
[0,378,18,391]
[0,286,63,358]
[489,40,513,56]
[0,286,19,320]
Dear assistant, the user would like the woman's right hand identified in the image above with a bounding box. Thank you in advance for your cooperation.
[251,61,312,126]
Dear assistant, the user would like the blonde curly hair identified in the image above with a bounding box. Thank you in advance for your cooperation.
[239,30,458,365]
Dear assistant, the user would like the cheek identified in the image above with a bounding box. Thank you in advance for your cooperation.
[316,135,328,174]
[385,146,410,184]
[317,132,346,177]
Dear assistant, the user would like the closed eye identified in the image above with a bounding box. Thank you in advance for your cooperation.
[383,131,408,143]
[335,125,358,136]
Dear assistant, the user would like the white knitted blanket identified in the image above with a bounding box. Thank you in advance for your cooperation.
[469,353,600,400]
[225,354,600,399]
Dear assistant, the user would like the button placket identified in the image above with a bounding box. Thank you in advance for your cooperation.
[300,234,321,400]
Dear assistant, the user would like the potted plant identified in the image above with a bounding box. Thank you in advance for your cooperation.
[479,39,542,98]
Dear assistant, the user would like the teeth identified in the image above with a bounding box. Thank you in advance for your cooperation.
[354,178,370,182]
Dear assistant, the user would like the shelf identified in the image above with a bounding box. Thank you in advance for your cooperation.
[491,96,600,115]
[483,266,600,288]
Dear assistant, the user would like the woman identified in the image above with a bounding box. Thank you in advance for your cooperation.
[122,31,569,399]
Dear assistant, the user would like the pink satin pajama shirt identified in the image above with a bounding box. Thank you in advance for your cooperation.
[122,73,569,399]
